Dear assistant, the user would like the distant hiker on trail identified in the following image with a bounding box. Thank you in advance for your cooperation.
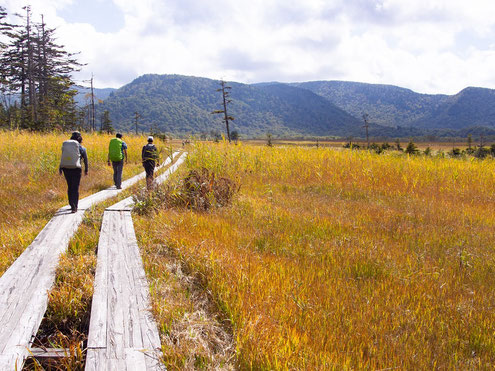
[108,133,128,189]
[142,136,160,190]
[59,131,88,213]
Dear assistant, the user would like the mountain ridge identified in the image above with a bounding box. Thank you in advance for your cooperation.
[90,74,495,138]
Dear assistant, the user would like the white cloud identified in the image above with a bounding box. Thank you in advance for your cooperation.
[2,0,495,94]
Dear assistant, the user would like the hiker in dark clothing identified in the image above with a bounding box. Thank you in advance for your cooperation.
[142,136,159,190]
[59,131,88,213]
[107,133,128,189]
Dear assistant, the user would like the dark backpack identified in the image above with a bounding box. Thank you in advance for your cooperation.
[142,144,157,162]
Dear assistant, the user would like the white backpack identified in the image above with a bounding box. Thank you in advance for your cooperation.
[60,140,81,169]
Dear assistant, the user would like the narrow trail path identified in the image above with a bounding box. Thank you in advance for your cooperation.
[85,153,186,370]
[0,153,181,369]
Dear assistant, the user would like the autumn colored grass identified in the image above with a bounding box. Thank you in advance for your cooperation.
[0,130,172,275]
[25,145,182,369]
[3,131,495,369]
[134,142,495,369]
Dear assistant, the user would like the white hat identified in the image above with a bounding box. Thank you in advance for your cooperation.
[148,136,153,142]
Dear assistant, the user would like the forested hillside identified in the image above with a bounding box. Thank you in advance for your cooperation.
[97,74,364,137]
[293,81,449,127]
[95,75,495,139]
[412,87,495,129]
[294,81,495,133]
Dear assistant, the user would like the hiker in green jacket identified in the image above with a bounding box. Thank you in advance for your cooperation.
[107,133,127,189]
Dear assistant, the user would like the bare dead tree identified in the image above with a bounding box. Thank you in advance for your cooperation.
[362,113,370,149]
[212,80,234,142]
[134,111,140,135]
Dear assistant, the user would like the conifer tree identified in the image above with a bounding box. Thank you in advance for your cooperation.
[0,6,82,131]
[101,110,113,134]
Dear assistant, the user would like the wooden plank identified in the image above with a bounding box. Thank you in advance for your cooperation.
[0,161,177,370]
[154,152,187,185]
[0,214,86,351]
[125,348,148,370]
[105,197,135,211]
[106,212,126,361]
[30,347,69,358]
[120,225,142,350]
[87,213,110,348]
[84,348,99,371]
[85,212,164,370]
[0,212,85,307]
[122,213,151,350]
[85,154,187,370]
[124,213,162,351]
[0,353,21,370]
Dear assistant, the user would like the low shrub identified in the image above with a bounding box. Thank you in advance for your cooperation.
[449,148,462,157]
[134,168,239,214]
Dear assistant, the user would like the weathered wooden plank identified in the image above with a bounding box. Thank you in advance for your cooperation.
[84,348,99,371]
[106,212,126,361]
[0,353,21,370]
[125,348,148,369]
[0,212,85,307]
[30,347,70,358]
[154,152,187,185]
[0,214,86,350]
[85,154,187,370]
[119,213,137,351]
[120,230,142,350]
[0,157,183,370]
[87,213,110,348]
[105,197,135,212]
[124,213,162,352]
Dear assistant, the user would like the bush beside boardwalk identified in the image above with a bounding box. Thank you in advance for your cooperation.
[136,142,495,369]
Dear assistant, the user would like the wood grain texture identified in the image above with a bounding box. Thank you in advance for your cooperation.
[85,211,165,370]
[0,153,180,370]
[85,154,187,370]
[30,348,70,358]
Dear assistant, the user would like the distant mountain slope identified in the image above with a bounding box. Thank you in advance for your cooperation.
[74,86,116,106]
[89,74,495,138]
[97,74,364,137]
[293,80,449,127]
[412,87,495,129]
[294,81,495,131]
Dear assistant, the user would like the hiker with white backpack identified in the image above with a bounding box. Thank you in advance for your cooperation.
[59,131,89,213]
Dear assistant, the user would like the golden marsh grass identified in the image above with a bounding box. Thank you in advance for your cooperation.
[135,142,495,369]
[0,130,169,275]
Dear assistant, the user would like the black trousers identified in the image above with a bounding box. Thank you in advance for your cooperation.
[62,168,82,211]
[143,161,155,178]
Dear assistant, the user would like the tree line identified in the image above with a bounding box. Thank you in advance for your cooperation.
[0,6,82,132]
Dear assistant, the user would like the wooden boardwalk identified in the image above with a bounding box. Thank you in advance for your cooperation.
[86,153,186,370]
[0,154,179,370]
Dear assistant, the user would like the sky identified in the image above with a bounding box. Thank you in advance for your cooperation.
[2,0,495,94]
